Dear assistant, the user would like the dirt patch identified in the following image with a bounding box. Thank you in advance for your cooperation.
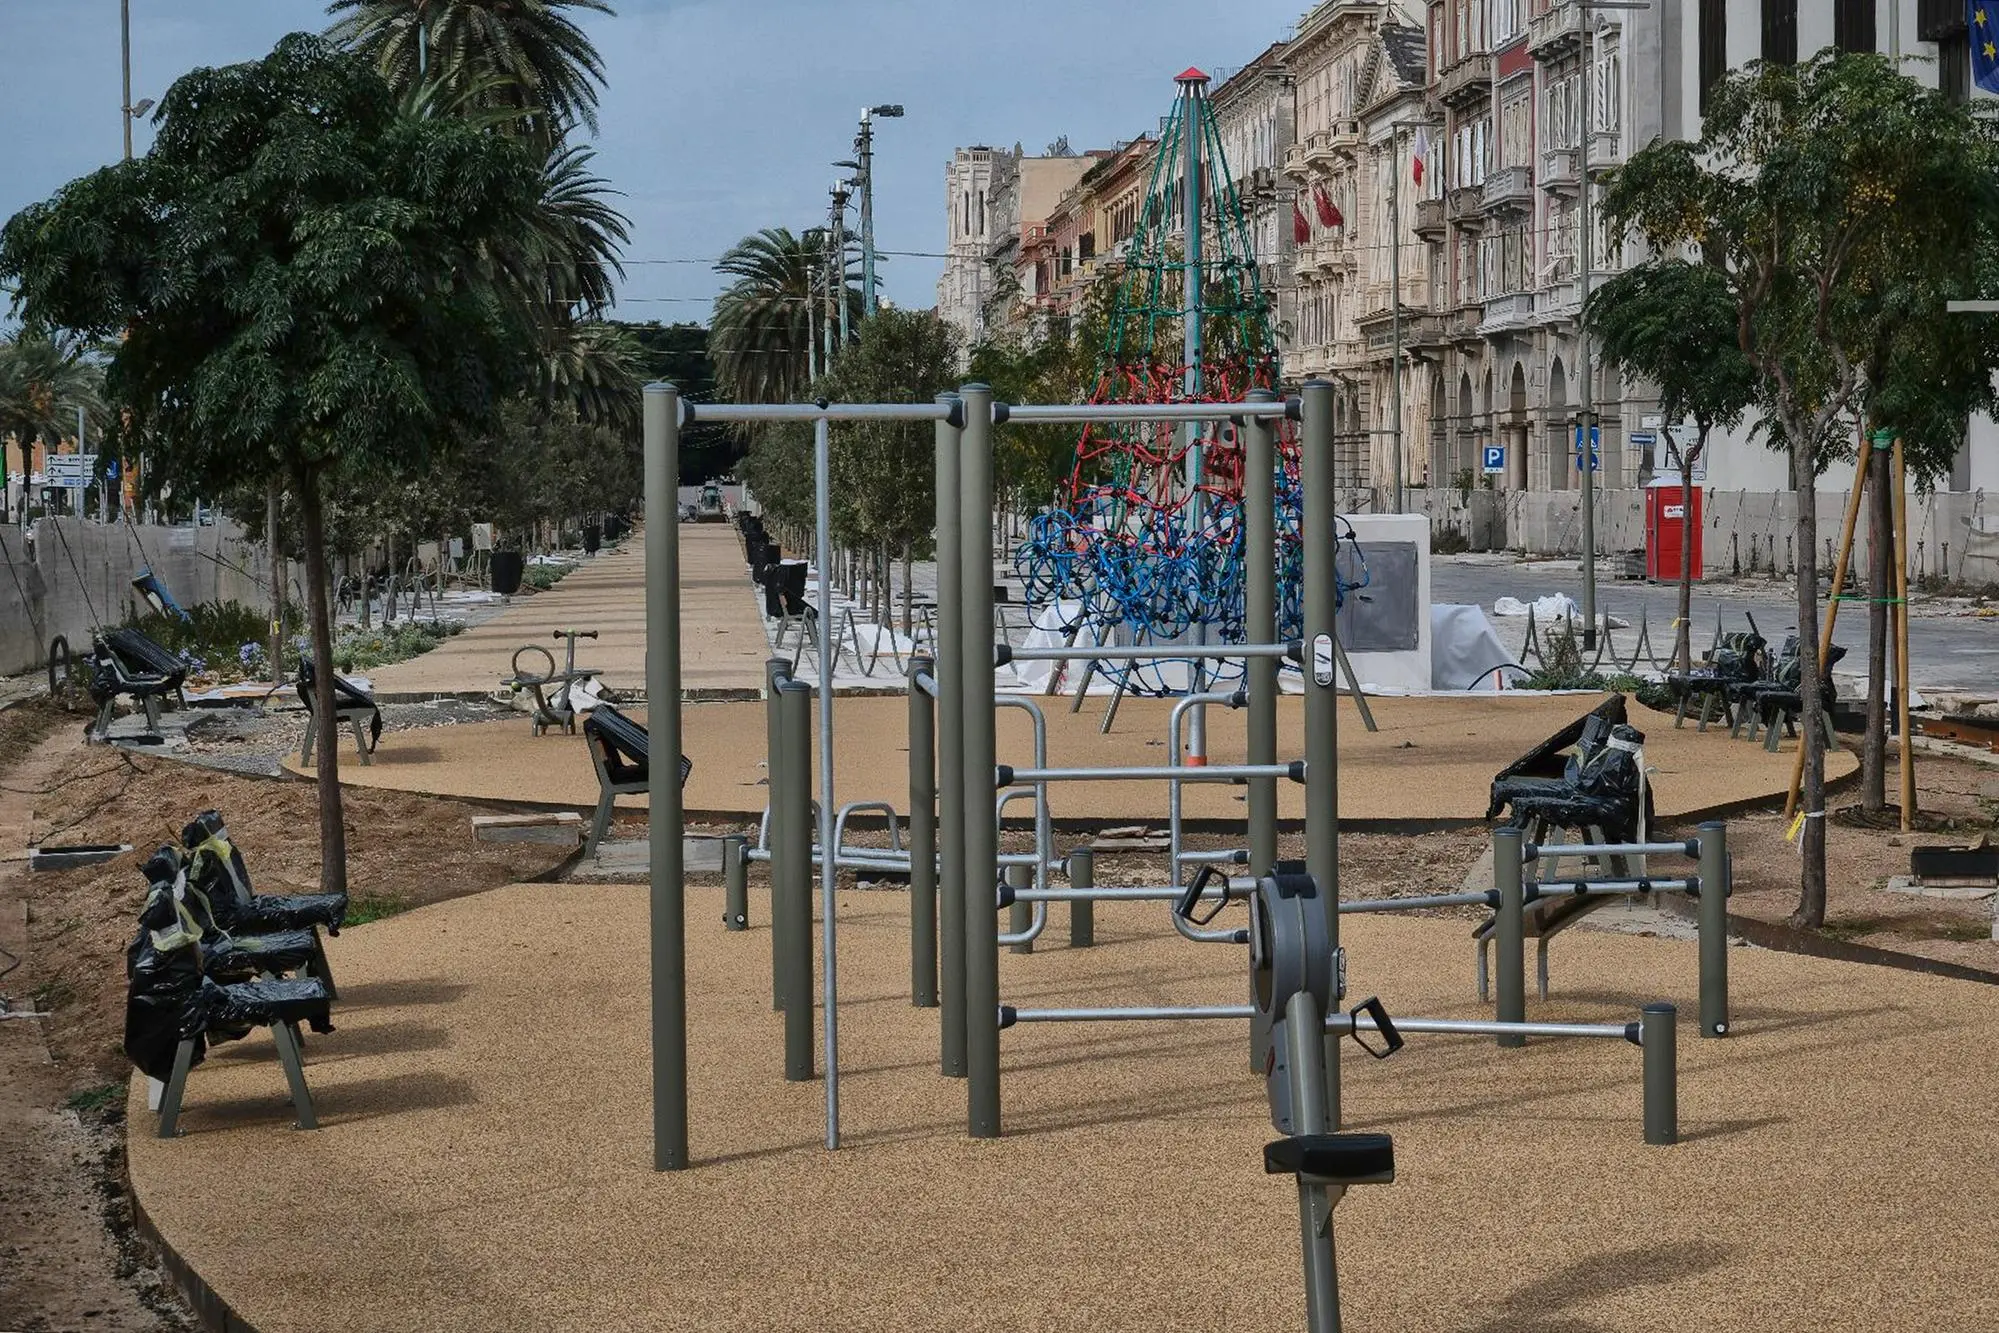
[0,694,68,774]
[1662,748,1999,970]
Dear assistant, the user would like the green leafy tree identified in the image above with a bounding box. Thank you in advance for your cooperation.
[1583,260,1756,671]
[0,34,544,891]
[1603,50,1999,924]
[816,308,959,632]
[711,227,857,405]
[326,0,613,149]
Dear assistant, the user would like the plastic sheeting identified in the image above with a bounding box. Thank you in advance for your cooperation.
[1488,705,1650,845]
[180,810,347,935]
[1431,604,1528,691]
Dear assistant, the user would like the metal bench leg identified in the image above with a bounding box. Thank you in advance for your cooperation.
[1673,689,1690,728]
[307,932,339,1001]
[300,714,318,767]
[1764,713,1783,753]
[156,1039,197,1138]
[143,696,163,733]
[1476,937,1490,1002]
[92,699,115,741]
[1696,691,1715,732]
[350,717,372,766]
[269,1022,318,1130]
[585,790,616,858]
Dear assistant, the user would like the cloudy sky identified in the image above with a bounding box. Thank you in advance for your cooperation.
[1,0,1302,323]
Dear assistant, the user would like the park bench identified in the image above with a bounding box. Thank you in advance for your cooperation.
[181,810,348,938]
[85,627,187,741]
[296,658,382,766]
[581,705,692,856]
[1479,697,1653,998]
[140,844,336,995]
[125,871,334,1138]
[1735,640,1848,752]
[1666,626,1766,731]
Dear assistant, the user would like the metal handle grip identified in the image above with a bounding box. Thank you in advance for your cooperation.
[1348,997,1403,1060]
[1174,865,1233,926]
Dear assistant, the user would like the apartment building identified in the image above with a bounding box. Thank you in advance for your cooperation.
[1210,45,1298,352]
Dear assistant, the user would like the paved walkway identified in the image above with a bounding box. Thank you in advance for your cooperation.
[129,883,1999,1332]
[366,529,772,698]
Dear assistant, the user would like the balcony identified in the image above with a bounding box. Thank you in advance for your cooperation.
[1328,118,1365,158]
[1481,165,1533,214]
[1413,197,1447,241]
[1540,146,1579,194]
[1478,291,1535,333]
[1585,129,1622,177]
[1303,129,1336,170]
[1282,141,1311,180]
[1450,307,1485,345]
[1436,53,1493,109]
[1527,1,1584,59]
[1447,184,1485,228]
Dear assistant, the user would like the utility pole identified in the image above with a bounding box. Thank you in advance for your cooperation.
[856,104,904,318]
[832,181,852,348]
[1387,117,1437,516]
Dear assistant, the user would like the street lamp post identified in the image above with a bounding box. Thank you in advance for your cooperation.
[1575,0,1648,650]
[121,0,153,162]
[829,173,855,348]
[856,104,903,318]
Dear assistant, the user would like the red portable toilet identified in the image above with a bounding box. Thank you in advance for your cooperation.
[1645,484,1703,582]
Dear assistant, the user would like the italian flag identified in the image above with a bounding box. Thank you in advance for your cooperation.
[1412,128,1429,186]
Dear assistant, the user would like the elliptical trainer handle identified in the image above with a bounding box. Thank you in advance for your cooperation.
[1348,996,1404,1060]
[1174,865,1231,926]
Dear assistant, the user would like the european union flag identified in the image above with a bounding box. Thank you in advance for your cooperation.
[1974,3,1999,94]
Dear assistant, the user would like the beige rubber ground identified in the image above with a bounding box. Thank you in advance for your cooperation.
[288,690,1855,824]
[129,883,1999,1333]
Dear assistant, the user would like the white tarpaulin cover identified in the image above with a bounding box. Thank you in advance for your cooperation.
[1431,605,1527,691]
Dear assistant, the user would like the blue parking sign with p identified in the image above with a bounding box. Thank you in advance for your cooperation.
[1481,445,1505,474]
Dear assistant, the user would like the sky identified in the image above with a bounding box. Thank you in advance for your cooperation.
[0,0,1304,323]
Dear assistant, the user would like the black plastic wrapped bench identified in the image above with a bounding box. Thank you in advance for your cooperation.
[297,659,382,766]
[581,705,692,856]
[86,627,187,741]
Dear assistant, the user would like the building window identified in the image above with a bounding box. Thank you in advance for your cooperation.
[1493,0,1524,45]
[1545,73,1580,151]
[1500,93,1532,170]
[1941,32,1971,102]
[1834,0,1876,52]
[1762,0,1798,65]
[1699,0,1727,115]
[1592,40,1621,134]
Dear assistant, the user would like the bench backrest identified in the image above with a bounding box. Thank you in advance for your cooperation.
[297,659,377,713]
[583,706,692,789]
[99,627,187,686]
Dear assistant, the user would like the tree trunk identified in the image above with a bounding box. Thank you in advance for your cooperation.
[1674,435,1704,673]
[900,536,913,638]
[295,464,349,896]
[1790,438,1827,928]
[267,481,284,687]
[1862,439,1891,812]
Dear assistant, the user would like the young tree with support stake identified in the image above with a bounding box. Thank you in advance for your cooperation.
[1602,51,1999,927]
[0,34,542,893]
[1582,261,1756,673]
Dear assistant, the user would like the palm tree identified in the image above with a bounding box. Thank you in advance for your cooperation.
[326,0,613,147]
[525,141,629,319]
[0,332,107,519]
[711,228,861,404]
[544,320,644,435]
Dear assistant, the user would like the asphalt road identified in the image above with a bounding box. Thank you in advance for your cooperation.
[1432,555,1999,694]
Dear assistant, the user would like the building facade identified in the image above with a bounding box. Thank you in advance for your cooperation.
[1210,44,1298,361]
[936,145,1008,353]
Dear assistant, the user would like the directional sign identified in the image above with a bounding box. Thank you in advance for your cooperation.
[1573,425,1600,473]
[44,454,96,488]
[1481,444,1506,474]
[1629,430,1657,447]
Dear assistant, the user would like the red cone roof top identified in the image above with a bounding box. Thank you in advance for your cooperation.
[1176,67,1209,83]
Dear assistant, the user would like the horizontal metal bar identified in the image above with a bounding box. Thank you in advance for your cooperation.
[1002,1004,1254,1027]
[1003,764,1300,784]
[687,403,954,424]
[1341,890,1498,913]
[1526,841,1696,862]
[1174,848,1250,865]
[1006,643,1293,662]
[1532,878,1695,895]
[1002,402,1291,424]
[743,848,910,869]
[1007,886,1182,903]
[1328,1014,1637,1043]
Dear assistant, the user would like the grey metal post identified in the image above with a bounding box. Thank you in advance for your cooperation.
[1579,16,1599,650]
[934,395,967,1076]
[643,381,689,1170]
[1181,69,1211,761]
[908,655,938,1007]
[1300,380,1342,1126]
[766,657,791,1011]
[1243,390,1279,877]
[778,680,815,1083]
[1284,987,1341,1333]
[812,414,843,1148]
[723,834,749,931]
[961,383,1002,1137]
[1494,826,1526,1047]
[1006,862,1033,955]
[1696,821,1729,1038]
[1641,1002,1678,1145]
[1068,845,1095,948]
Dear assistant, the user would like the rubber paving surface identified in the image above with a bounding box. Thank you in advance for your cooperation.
[288,691,1856,825]
[129,884,1999,1333]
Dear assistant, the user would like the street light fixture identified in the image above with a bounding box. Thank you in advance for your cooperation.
[1573,0,1650,650]
[856,104,905,318]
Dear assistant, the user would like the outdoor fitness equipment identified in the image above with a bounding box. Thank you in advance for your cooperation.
[509,628,605,735]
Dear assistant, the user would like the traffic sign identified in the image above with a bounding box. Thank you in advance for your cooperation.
[1573,425,1600,472]
[45,454,96,488]
[1481,444,1506,474]
[1630,430,1657,446]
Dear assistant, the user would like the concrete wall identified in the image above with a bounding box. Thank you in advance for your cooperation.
[1403,486,1999,585]
[0,518,280,677]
